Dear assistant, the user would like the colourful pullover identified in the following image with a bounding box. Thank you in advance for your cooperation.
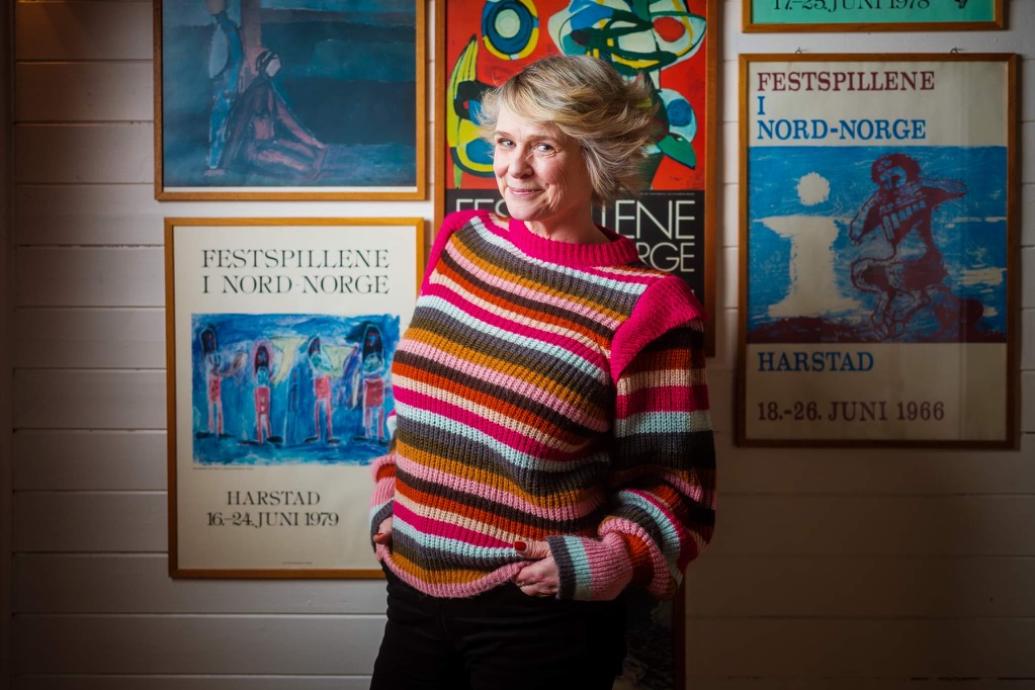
[370,210,716,601]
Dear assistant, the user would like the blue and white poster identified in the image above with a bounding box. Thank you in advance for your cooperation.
[157,0,423,199]
[167,219,422,575]
[740,56,1015,444]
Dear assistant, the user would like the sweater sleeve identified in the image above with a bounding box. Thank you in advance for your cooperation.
[420,210,485,293]
[368,419,397,563]
[546,276,717,600]
[369,449,395,525]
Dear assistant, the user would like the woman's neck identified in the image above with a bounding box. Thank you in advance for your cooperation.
[523,214,607,245]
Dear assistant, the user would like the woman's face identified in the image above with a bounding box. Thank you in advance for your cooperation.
[265,56,282,78]
[492,105,594,231]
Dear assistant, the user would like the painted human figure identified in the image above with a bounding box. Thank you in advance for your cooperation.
[306,336,338,444]
[204,0,243,174]
[201,327,225,436]
[221,50,327,179]
[359,325,389,442]
[849,153,966,339]
[252,342,273,443]
[199,326,245,437]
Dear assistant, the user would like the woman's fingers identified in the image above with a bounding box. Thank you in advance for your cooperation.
[373,517,394,545]
[518,582,558,597]
[512,541,561,597]
[513,539,550,559]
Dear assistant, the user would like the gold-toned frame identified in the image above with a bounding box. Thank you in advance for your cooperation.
[743,0,1005,32]
[432,0,721,356]
[165,217,425,578]
[153,1,427,201]
[736,53,1019,449]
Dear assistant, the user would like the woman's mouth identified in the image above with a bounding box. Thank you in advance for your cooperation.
[507,187,541,197]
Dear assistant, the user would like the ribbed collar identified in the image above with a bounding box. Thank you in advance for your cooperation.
[498,216,640,268]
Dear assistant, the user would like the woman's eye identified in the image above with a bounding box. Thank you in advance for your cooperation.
[535,143,555,153]
[495,138,514,148]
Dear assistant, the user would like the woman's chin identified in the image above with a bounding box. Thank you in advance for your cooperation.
[503,199,547,223]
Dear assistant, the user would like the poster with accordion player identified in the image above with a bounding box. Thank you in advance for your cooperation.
[738,54,1017,447]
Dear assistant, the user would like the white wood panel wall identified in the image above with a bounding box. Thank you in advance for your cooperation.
[6,1,1034,689]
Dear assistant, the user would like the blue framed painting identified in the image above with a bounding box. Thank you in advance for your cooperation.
[155,0,426,200]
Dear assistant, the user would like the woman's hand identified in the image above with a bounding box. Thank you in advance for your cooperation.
[512,540,560,598]
[373,517,393,551]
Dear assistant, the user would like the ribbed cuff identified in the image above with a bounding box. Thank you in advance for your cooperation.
[369,493,394,544]
[546,532,633,601]
[368,453,396,545]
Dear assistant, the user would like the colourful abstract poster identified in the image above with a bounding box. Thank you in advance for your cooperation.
[438,0,717,349]
[156,0,425,200]
[746,0,1003,30]
[166,219,423,576]
[739,55,1017,446]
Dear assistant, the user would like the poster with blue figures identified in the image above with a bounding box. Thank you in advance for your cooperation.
[168,220,421,574]
[740,56,1015,445]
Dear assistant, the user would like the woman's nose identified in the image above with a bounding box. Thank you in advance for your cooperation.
[508,151,532,177]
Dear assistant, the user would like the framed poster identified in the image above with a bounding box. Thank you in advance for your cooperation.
[744,0,1005,32]
[154,1,426,200]
[738,54,1018,447]
[166,218,424,577]
[435,0,718,354]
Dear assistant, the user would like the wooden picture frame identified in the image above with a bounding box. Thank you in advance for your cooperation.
[154,1,426,200]
[166,217,424,578]
[433,0,719,356]
[737,53,1018,448]
[743,0,1005,32]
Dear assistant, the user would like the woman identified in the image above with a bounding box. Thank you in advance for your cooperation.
[369,55,716,690]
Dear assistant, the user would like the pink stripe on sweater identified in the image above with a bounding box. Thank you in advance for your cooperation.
[616,385,710,415]
[610,275,703,381]
[392,502,513,548]
[419,210,481,293]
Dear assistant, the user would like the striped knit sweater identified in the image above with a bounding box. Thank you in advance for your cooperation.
[369,210,716,601]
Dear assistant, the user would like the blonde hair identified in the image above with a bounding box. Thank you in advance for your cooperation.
[479,56,658,204]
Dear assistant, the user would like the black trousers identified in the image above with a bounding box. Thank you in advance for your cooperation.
[370,568,626,690]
